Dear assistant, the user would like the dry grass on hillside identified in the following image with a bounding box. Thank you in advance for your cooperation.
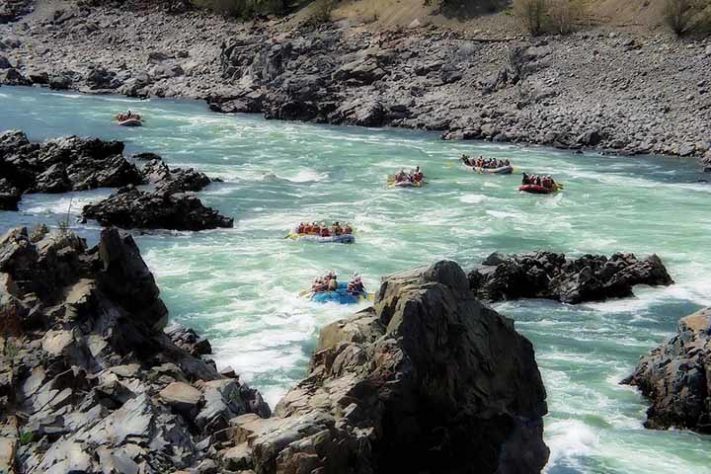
[306,0,700,36]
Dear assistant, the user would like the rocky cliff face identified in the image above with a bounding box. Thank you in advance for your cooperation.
[228,261,549,473]
[623,308,711,433]
[0,226,268,473]
[469,252,673,304]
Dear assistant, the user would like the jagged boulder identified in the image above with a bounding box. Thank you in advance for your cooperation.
[469,251,673,304]
[0,226,269,473]
[86,66,122,90]
[623,308,711,433]
[142,157,211,193]
[82,186,233,231]
[226,260,549,473]
[0,68,30,85]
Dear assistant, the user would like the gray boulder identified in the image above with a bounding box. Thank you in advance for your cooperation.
[226,260,549,473]
[623,308,711,433]
[82,186,233,231]
[469,251,673,304]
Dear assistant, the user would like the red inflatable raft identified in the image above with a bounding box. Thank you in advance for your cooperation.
[518,184,559,194]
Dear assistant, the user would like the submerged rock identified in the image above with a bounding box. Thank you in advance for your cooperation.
[0,226,268,472]
[226,260,549,473]
[82,186,233,231]
[468,251,673,304]
[623,308,711,433]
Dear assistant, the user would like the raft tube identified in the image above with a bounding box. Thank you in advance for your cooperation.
[469,165,514,175]
[309,282,368,304]
[388,178,423,188]
[117,118,143,127]
[287,233,355,244]
[518,184,559,194]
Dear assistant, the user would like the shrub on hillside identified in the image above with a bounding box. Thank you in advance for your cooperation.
[664,0,711,36]
[513,0,583,35]
[191,0,287,18]
[303,0,334,27]
[513,0,547,35]
[547,0,582,34]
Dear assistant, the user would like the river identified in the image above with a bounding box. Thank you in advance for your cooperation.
[1,86,709,473]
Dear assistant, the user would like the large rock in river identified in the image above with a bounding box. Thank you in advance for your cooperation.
[469,251,673,304]
[227,260,549,473]
[623,307,711,433]
[0,130,143,207]
[83,186,233,231]
[142,156,211,194]
[0,226,269,473]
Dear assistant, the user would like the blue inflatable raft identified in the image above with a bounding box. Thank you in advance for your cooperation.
[309,282,369,305]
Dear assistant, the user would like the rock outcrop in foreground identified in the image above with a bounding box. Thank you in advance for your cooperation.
[469,252,673,304]
[0,130,143,210]
[229,261,549,473]
[82,185,233,231]
[623,308,711,433]
[0,226,268,473]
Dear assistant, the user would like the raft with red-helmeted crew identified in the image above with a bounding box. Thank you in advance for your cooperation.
[287,221,355,243]
[115,110,143,127]
[388,166,425,187]
[305,271,369,304]
[519,172,563,194]
[460,154,514,175]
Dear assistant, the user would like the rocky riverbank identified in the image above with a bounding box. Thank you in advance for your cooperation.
[1,228,549,472]
[1,1,710,163]
[468,251,673,304]
[623,307,711,434]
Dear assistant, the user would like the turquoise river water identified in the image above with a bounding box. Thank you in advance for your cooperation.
[1,86,710,473]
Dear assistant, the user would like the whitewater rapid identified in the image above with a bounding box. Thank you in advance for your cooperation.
[1,87,710,473]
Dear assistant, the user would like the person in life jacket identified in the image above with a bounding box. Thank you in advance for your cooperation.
[327,274,338,291]
[412,166,424,182]
[320,226,331,237]
[347,276,365,295]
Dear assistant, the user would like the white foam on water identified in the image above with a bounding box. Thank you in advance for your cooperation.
[459,193,488,204]
[279,169,329,183]
[544,419,598,471]
[5,86,711,474]
[20,191,111,215]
